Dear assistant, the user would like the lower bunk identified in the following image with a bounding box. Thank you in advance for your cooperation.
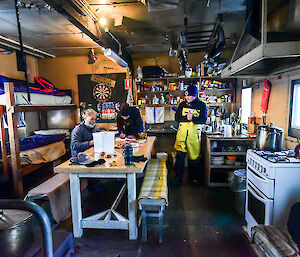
[0,134,69,197]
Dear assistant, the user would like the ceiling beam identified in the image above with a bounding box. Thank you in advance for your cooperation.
[43,0,128,57]
[187,37,210,43]
[188,42,208,47]
[0,35,55,58]
[186,30,213,35]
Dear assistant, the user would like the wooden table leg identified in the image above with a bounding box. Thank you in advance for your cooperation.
[127,173,137,240]
[70,173,83,237]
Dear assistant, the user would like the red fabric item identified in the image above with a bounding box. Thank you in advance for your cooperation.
[32,76,54,93]
[261,80,271,114]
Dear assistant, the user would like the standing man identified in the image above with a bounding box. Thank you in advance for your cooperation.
[172,84,207,185]
[71,108,104,194]
[117,103,143,139]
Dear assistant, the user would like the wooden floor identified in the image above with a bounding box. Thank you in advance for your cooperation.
[57,173,256,257]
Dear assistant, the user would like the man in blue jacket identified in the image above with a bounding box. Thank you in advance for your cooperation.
[71,108,104,194]
[71,108,98,156]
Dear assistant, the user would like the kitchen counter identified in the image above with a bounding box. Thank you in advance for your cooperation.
[146,128,177,134]
[206,133,256,140]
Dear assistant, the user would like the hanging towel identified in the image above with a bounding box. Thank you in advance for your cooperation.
[145,107,164,124]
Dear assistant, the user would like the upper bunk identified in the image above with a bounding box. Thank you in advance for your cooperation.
[0,75,76,112]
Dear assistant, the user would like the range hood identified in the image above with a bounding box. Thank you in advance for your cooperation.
[222,0,300,78]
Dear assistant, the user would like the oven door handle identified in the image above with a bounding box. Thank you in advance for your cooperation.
[248,181,273,204]
[248,167,269,184]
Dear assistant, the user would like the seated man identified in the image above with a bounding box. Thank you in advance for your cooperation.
[71,108,104,194]
[117,103,143,139]
[71,108,98,156]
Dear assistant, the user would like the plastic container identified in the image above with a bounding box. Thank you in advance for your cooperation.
[156,152,168,160]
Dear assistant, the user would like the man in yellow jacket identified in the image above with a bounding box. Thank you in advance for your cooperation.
[172,84,207,185]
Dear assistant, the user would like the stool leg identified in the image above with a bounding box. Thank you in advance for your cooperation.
[141,210,147,242]
[159,210,163,244]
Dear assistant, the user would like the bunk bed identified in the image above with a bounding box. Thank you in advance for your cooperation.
[0,80,77,198]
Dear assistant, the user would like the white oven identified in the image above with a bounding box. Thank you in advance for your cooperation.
[246,180,273,236]
[246,150,300,237]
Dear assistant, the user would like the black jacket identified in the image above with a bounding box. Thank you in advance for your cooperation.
[175,98,207,124]
[117,107,143,136]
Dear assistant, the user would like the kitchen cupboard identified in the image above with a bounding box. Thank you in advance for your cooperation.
[202,133,256,187]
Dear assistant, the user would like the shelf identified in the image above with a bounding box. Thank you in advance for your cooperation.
[200,88,234,93]
[137,89,233,94]
[138,104,177,107]
[211,152,247,156]
[143,77,201,81]
[142,76,232,81]
[137,90,184,94]
[12,104,77,113]
[206,102,234,106]
[210,165,246,169]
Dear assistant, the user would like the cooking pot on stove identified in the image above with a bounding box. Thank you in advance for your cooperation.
[256,124,284,152]
[0,209,35,257]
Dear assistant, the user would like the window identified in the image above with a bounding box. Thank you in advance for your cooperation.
[241,87,252,124]
[289,79,300,137]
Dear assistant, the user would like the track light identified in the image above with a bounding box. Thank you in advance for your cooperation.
[103,48,128,67]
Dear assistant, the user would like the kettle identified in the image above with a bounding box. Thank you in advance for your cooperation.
[256,123,284,152]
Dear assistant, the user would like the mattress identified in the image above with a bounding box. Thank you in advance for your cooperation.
[20,141,66,166]
[0,92,72,105]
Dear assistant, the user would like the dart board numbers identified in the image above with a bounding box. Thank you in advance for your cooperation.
[93,83,112,102]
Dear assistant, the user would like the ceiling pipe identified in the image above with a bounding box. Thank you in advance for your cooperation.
[0,35,56,58]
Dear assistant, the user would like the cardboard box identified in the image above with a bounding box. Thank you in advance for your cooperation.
[248,123,258,134]
[248,117,256,124]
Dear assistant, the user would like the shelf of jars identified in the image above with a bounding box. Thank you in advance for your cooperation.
[136,77,235,107]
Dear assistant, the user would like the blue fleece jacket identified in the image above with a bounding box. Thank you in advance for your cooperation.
[70,123,99,156]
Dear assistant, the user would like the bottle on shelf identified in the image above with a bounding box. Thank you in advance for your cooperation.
[160,94,165,104]
[137,65,143,79]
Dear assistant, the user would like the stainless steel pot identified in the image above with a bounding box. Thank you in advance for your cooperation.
[256,124,284,151]
[0,209,34,257]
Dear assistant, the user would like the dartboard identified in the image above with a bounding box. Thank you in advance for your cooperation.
[93,83,111,102]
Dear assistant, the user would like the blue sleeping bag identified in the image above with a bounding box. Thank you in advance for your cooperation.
[1,134,65,156]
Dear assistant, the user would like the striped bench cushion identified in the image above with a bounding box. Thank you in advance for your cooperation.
[139,159,168,205]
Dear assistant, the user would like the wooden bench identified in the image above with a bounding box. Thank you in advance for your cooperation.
[138,159,168,243]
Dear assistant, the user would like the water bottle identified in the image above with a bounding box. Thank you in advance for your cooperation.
[124,145,134,165]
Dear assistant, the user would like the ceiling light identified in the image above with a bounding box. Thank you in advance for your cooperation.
[138,0,147,5]
[103,48,128,67]
[99,17,107,27]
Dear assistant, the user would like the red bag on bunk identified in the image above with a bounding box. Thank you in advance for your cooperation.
[261,80,271,114]
[32,76,58,94]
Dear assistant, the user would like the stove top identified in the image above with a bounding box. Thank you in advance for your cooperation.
[252,149,300,163]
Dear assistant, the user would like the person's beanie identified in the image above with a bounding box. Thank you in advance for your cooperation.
[185,84,198,97]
